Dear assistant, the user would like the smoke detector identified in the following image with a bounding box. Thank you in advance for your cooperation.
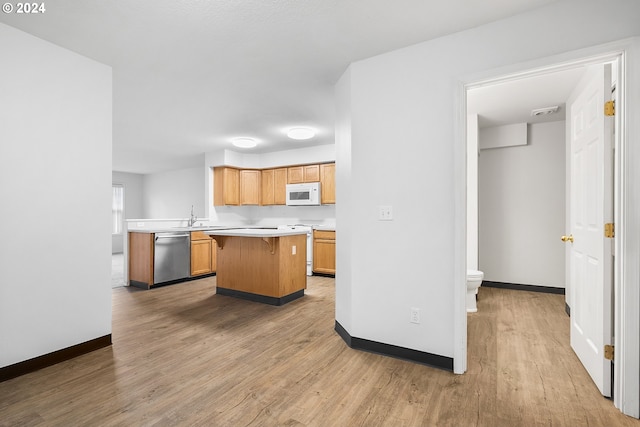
[531,106,559,116]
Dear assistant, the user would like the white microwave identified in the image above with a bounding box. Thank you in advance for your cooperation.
[286,182,321,206]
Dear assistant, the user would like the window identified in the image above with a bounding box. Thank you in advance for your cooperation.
[112,184,124,235]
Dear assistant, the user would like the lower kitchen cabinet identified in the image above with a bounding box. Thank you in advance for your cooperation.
[129,232,154,287]
[190,231,217,276]
[313,230,335,275]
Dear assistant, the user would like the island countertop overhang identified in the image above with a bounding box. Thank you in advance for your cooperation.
[204,228,308,238]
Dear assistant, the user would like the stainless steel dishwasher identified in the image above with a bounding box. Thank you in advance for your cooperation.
[154,232,190,284]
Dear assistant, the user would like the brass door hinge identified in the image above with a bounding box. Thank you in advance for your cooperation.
[604,100,615,116]
[604,223,615,238]
[604,344,614,361]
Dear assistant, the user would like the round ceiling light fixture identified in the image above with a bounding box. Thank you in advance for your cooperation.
[231,137,257,148]
[286,127,316,140]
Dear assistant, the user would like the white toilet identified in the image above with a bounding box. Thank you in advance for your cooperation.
[466,270,484,313]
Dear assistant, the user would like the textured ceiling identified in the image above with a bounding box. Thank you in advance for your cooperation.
[1,0,560,173]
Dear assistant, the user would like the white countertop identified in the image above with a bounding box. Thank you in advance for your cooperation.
[312,225,335,231]
[128,224,335,234]
[129,226,247,234]
[204,228,308,238]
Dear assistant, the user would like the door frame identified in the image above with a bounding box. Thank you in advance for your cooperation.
[453,37,640,418]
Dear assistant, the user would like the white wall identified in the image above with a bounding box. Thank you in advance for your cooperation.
[128,149,337,228]
[336,0,640,363]
[479,121,566,287]
[0,23,112,367]
[142,166,205,220]
[479,123,527,150]
[467,114,479,270]
[334,66,356,334]
[112,171,143,253]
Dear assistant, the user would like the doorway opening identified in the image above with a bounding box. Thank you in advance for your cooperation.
[465,54,622,407]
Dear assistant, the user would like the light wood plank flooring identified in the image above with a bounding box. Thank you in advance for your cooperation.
[1,277,638,426]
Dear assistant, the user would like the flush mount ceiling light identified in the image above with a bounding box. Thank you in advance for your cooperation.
[231,137,257,148]
[531,106,559,116]
[286,127,316,140]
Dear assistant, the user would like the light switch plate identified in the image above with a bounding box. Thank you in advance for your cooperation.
[378,205,393,221]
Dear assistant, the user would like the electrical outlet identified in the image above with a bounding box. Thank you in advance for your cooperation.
[410,307,420,324]
[292,245,296,255]
[378,205,393,221]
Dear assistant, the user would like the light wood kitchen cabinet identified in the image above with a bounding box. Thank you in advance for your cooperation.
[240,169,261,205]
[260,168,287,206]
[216,162,333,205]
[213,167,240,206]
[320,163,335,204]
[313,230,336,275]
[274,168,287,205]
[303,164,320,182]
[287,166,303,184]
[288,164,320,184]
[190,231,216,276]
[129,232,154,287]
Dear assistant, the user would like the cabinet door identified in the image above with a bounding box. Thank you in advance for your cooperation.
[190,231,209,241]
[274,168,287,205]
[288,166,304,184]
[191,239,212,276]
[313,231,336,274]
[240,170,261,205]
[303,164,320,182]
[211,239,217,272]
[213,167,240,206]
[261,169,275,205]
[129,232,154,287]
[320,163,335,204]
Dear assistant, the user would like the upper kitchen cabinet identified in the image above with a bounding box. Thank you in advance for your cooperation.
[274,168,287,205]
[216,162,334,206]
[261,168,287,205]
[240,169,261,205]
[288,164,320,184]
[320,163,335,204]
[214,167,240,206]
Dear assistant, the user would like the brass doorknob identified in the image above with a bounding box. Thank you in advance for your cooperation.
[561,235,574,243]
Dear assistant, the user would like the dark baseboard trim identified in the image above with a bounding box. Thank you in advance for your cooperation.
[312,272,335,278]
[565,303,571,317]
[216,287,304,306]
[334,321,453,372]
[334,320,352,347]
[129,279,150,289]
[0,334,112,383]
[482,281,565,295]
[130,273,217,290]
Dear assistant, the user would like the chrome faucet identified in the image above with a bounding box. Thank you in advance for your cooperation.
[188,205,197,227]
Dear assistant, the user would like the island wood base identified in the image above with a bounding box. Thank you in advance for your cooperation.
[210,233,307,305]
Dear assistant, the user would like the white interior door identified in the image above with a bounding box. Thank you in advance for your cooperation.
[566,63,613,397]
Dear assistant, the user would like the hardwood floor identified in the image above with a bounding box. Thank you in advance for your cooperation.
[1,278,638,426]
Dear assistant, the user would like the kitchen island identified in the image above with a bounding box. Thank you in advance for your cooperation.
[205,228,308,305]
